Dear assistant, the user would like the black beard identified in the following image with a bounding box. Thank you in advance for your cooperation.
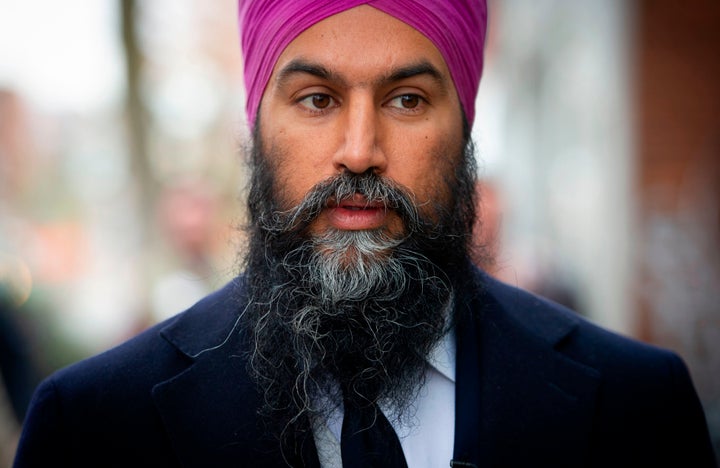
[239,124,479,438]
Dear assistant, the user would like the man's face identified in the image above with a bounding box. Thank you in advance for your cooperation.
[257,5,465,240]
[243,5,478,430]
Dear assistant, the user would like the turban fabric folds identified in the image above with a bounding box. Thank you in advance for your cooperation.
[238,0,488,130]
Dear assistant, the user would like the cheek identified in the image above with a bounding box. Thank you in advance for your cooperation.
[263,133,332,209]
[275,160,318,205]
[387,133,462,205]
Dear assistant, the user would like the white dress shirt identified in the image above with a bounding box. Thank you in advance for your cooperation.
[313,328,457,468]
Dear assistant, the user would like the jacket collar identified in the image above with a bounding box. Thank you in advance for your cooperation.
[453,269,601,466]
[153,278,319,467]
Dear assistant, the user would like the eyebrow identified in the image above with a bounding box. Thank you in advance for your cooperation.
[275,58,447,89]
[276,60,338,86]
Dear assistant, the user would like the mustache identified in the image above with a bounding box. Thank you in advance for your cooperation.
[258,170,421,235]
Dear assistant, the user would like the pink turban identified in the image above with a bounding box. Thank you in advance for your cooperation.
[238,0,488,131]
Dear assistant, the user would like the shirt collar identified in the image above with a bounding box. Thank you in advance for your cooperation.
[426,295,457,382]
[427,325,456,382]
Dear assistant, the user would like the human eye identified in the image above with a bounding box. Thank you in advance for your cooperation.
[297,93,337,113]
[386,94,426,112]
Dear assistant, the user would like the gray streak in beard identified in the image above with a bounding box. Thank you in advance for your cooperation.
[306,230,406,303]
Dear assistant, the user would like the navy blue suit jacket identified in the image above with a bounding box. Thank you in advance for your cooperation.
[13,268,716,467]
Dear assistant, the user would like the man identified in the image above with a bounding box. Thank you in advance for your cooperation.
[13,1,717,467]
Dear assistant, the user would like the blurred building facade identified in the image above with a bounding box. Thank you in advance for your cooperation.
[477,0,719,456]
[634,0,720,455]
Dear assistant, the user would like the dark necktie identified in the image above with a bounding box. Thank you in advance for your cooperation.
[340,394,409,468]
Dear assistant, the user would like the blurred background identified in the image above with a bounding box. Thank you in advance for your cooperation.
[0,0,718,464]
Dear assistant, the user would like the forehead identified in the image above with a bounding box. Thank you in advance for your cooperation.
[270,5,453,86]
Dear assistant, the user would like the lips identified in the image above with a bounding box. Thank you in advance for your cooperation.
[326,194,388,230]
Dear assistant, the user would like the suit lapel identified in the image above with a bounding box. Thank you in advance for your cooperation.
[453,272,601,467]
[149,279,320,467]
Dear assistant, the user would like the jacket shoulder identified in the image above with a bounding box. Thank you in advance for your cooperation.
[474,269,716,466]
[475,269,703,380]
[50,277,245,389]
[14,278,250,466]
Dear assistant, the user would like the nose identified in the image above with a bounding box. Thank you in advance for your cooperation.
[332,94,387,174]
